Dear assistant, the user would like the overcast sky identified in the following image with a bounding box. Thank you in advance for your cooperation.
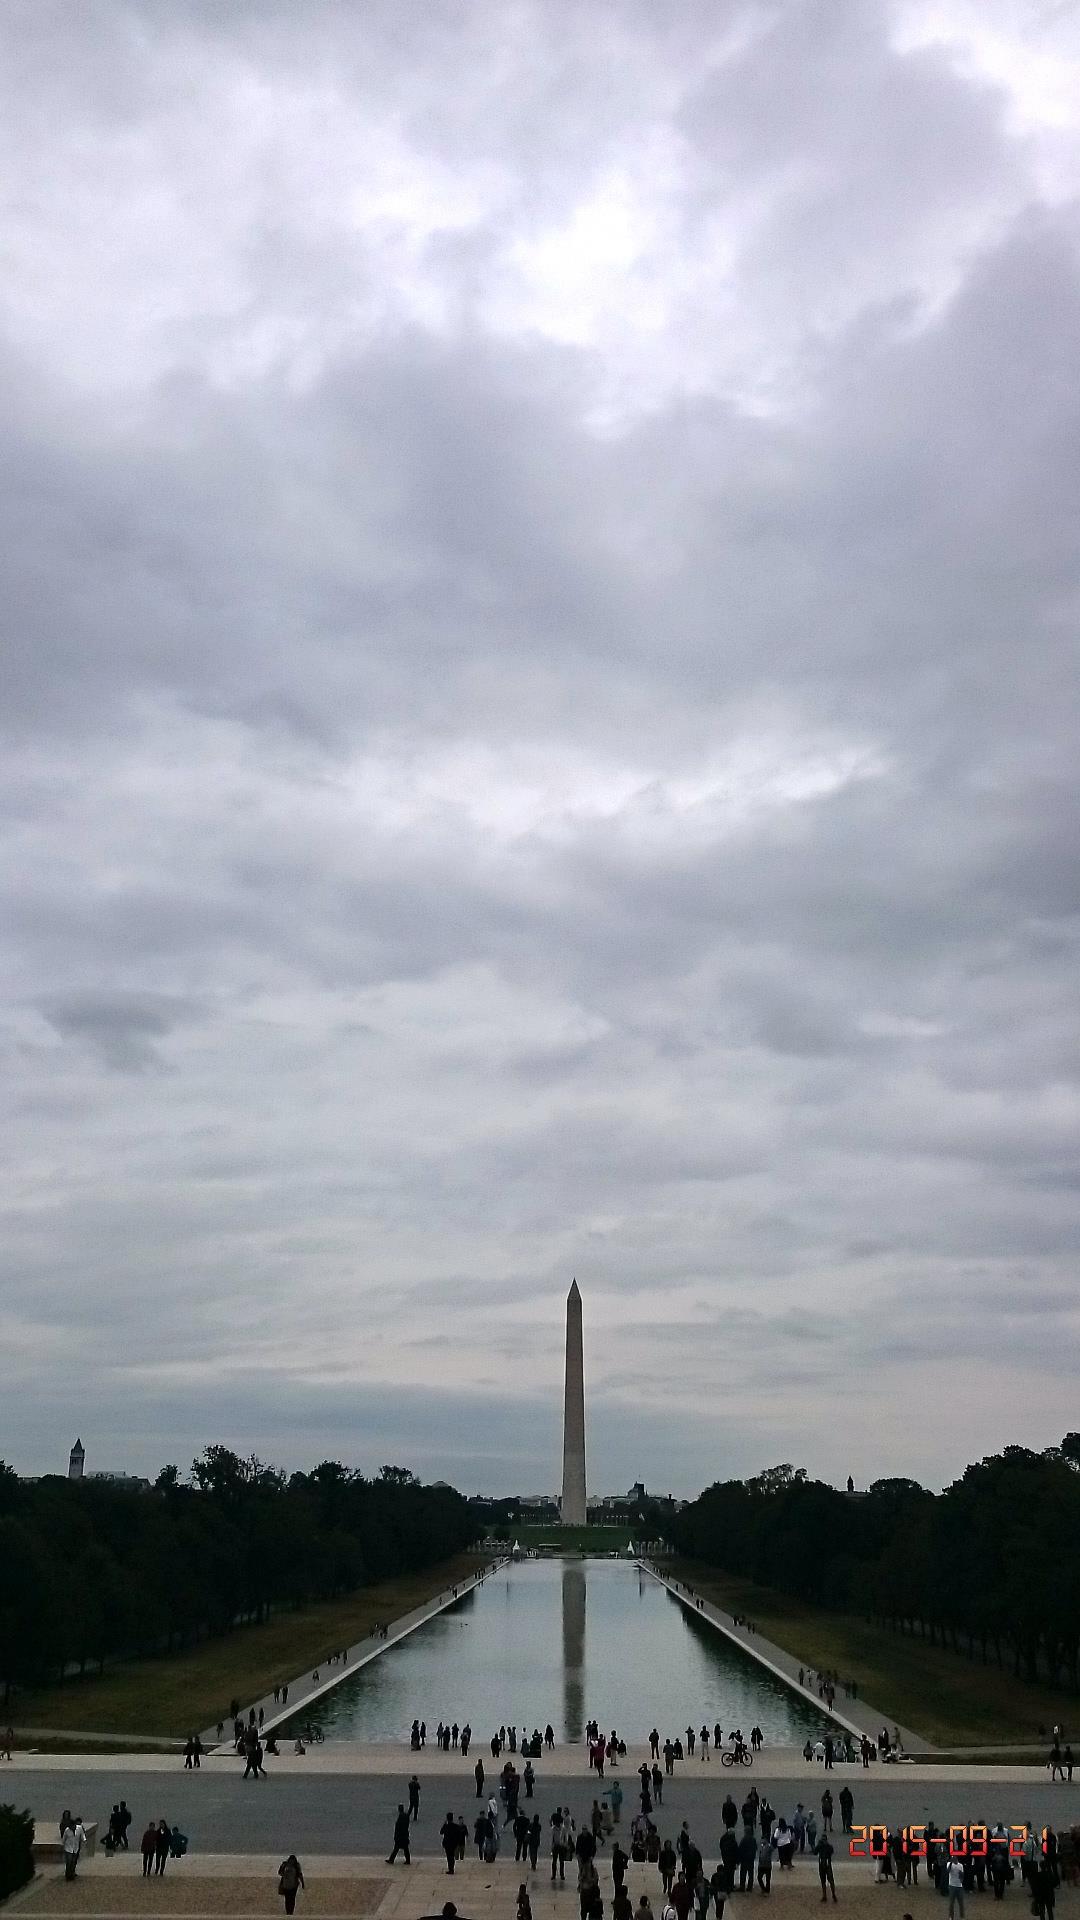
[2,0,1079,1497]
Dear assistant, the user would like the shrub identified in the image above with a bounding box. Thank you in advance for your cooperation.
[0,1804,34,1903]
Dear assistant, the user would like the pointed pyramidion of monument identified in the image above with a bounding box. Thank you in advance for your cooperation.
[561,1278,587,1525]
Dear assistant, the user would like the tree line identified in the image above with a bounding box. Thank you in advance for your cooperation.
[666,1437,1080,1693]
[0,1447,478,1704]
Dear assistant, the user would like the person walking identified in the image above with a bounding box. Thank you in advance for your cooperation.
[409,1776,421,1823]
[154,1820,171,1876]
[387,1805,412,1865]
[440,1812,458,1874]
[660,1839,678,1896]
[140,1823,156,1876]
[529,1814,542,1871]
[757,1832,774,1896]
[277,1856,305,1916]
[816,1834,837,1904]
[518,1885,533,1920]
[63,1816,86,1881]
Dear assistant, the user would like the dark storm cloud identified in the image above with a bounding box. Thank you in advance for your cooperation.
[1,0,1079,1494]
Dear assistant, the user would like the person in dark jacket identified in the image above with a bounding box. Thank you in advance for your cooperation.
[387,1805,411,1865]
[277,1855,304,1916]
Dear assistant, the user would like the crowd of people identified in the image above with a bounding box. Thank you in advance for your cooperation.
[866,1820,1080,1914]
[58,1806,188,1880]
[382,1781,847,1909]
[802,1730,895,1769]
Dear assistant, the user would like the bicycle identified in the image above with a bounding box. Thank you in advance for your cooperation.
[721,1746,752,1768]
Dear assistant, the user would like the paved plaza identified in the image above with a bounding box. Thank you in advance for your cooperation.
[5,1852,1078,1920]
[8,1753,1079,1857]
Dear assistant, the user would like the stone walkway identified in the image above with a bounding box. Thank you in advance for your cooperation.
[640,1564,929,1754]
[11,1855,1077,1920]
[202,1565,506,1751]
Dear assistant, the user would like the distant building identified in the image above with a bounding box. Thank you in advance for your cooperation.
[68,1438,85,1480]
[87,1470,152,1490]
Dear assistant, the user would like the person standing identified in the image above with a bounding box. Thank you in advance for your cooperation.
[387,1805,412,1865]
[528,1814,542,1871]
[947,1857,965,1920]
[408,1776,421,1823]
[63,1816,86,1881]
[551,1809,567,1883]
[155,1820,171,1875]
[737,1831,756,1892]
[278,1856,305,1916]
[821,1791,834,1835]
[475,1758,485,1798]
[440,1812,458,1874]
[141,1823,157,1877]
[718,1828,739,1894]
[816,1834,837,1904]
[838,1787,853,1834]
[2,1727,13,1761]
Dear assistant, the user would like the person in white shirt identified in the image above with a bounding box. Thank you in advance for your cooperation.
[63,1818,86,1881]
[947,1857,965,1918]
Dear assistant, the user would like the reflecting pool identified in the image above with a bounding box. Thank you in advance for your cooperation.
[300,1557,828,1745]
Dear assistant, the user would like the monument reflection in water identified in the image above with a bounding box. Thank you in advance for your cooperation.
[301,1557,828,1745]
[561,1561,586,1741]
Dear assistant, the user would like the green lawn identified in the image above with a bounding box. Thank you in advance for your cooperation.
[511,1523,635,1553]
[11,1551,483,1741]
[672,1560,1072,1749]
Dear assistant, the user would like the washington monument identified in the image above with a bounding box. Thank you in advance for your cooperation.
[561,1279,587,1525]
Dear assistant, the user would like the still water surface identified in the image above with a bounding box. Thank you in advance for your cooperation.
[304,1558,826,1745]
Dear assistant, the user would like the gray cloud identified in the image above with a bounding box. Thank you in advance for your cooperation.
[1,0,1079,1495]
